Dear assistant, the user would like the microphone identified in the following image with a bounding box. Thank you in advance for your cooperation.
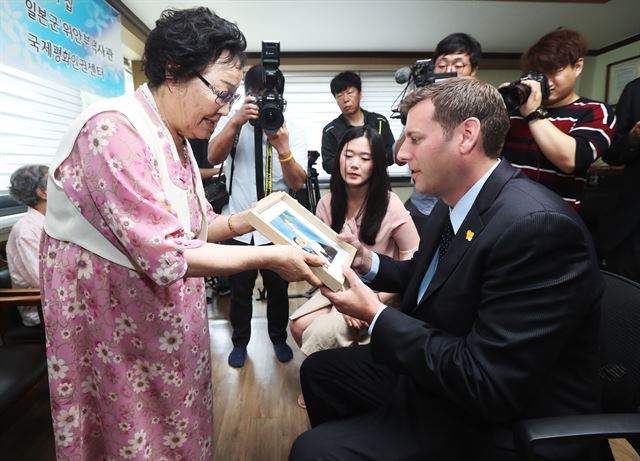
[394,66,412,84]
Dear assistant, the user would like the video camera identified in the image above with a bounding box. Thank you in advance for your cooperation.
[392,58,458,124]
[251,41,287,133]
[395,59,458,88]
[498,71,550,113]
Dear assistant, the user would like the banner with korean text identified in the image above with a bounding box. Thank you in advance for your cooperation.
[1,0,124,97]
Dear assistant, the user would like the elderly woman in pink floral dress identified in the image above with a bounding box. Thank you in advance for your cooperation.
[40,8,321,461]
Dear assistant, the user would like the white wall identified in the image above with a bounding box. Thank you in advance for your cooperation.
[582,40,640,103]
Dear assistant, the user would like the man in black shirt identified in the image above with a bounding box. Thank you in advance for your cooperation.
[321,71,395,174]
[600,77,640,282]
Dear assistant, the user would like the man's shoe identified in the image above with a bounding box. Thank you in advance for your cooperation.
[273,342,293,363]
[228,346,247,368]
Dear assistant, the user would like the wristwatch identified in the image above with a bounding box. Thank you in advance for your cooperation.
[524,107,549,122]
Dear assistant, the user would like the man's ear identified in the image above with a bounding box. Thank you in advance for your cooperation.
[459,117,481,155]
[573,58,584,78]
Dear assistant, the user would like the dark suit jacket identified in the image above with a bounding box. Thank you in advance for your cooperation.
[601,77,640,250]
[368,161,603,457]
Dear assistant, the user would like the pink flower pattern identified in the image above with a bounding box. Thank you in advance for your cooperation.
[40,89,217,461]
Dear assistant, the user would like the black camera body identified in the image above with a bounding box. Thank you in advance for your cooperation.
[252,41,286,133]
[412,59,458,87]
[498,71,550,113]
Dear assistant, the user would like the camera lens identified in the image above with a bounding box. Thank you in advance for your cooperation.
[498,83,531,113]
[260,104,284,133]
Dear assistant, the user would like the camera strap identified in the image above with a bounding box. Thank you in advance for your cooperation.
[227,131,239,196]
[265,143,273,196]
[254,126,265,199]
[253,126,274,200]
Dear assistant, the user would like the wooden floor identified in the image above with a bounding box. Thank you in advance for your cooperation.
[0,279,313,461]
[0,280,638,461]
[209,280,312,461]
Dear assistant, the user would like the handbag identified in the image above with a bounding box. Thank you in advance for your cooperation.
[204,134,238,214]
[204,169,229,214]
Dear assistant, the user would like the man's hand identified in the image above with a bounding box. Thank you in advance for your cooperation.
[337,221,373,274]
[265,122,290,155]
[321,266,384,324]
[518,79,544,117]
[630,121,640,145]
[232,95,259,128]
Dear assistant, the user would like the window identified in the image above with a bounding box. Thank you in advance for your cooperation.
[283,70,409,180]
[0,64,83,193]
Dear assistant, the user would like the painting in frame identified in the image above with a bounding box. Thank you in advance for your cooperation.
[606,55,640,106]
[247,192,356,291]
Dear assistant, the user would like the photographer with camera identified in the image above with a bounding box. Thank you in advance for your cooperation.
[208,59,308,368]
[500,29,616,210]
[321,71,395,174]
[395,33,482,220]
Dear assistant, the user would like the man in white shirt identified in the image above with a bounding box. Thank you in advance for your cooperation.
[209,64,307,368]
[6,164,48,326]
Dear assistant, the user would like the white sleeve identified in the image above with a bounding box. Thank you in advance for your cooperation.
[286,120,308,169]
[210,110,235,140]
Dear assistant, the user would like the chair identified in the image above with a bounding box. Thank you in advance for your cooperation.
[0,267,45,344]
[514,270,640,460]
[0,267,47,426]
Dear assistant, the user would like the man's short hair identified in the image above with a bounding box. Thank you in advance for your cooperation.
[521,29,587,74]
[330,71,361,97]
[244,64,285,94]
[434,33,482,69]
[400,78,510,158]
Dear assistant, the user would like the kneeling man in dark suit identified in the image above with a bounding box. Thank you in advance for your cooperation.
[289,78,604,461]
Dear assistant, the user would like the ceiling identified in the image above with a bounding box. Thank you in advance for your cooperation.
[120,0,639,57]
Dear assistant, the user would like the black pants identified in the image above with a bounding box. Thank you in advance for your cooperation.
[604,226,640,284]
[290,346,604,461]
[226,239,289,347]
[290,346,479,461]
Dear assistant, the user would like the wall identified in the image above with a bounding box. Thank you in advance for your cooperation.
[581,40,640,103]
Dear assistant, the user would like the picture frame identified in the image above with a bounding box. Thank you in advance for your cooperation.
[247,192,356,291]
[605,55,640,106]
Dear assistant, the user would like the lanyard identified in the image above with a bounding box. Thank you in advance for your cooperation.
[265,142,273,196]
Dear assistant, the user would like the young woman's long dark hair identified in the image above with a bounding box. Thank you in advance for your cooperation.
[330,126,390,246]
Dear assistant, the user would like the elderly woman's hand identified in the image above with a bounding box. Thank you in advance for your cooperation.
[227,210,254,236]
[265,245,324,286]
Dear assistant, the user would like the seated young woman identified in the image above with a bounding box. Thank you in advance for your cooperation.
[289,126,419,356]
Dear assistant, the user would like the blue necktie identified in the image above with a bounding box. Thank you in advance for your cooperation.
[417,218,454,302]
[438,219,454,263]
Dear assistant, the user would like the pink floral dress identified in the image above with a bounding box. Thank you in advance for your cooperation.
[40,88,217,461]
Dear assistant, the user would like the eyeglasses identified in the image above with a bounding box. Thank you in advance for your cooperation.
[434,61,469,73]
[196,73,241,107]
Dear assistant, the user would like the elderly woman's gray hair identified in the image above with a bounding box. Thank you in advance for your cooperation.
[9,164,49,208]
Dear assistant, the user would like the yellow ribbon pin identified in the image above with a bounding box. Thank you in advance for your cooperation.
[465,230,475,241]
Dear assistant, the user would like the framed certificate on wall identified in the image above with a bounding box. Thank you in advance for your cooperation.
[606,55,640,106]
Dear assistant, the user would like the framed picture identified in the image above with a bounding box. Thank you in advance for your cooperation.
[247,192,356,291]
[605,55,640,106]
